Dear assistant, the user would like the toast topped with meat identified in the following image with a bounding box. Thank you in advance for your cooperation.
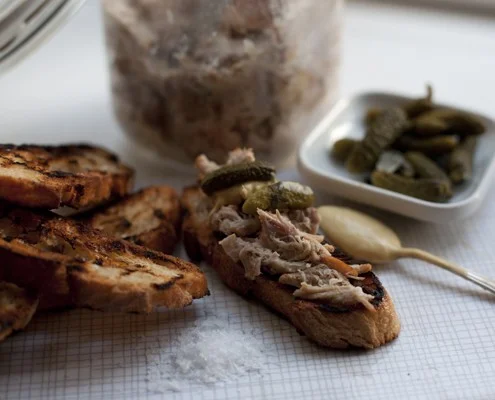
[0,282,38,342]
[182,149,400,349]
[0,144,134,209]
[0,202,208,313]
[88,186,181,254]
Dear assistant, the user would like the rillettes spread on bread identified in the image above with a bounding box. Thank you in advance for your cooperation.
[182,148,401,349]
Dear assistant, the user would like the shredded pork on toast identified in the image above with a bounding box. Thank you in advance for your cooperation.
[87,186,181,254]
[0,202,208,313]
[0,144,134,209]
[182,186,400,349]
[0,282,39,342]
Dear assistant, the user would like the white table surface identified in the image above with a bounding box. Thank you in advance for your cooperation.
[1,1,495,400]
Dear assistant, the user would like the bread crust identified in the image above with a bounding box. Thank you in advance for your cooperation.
[0,144,134,209]
[88,186,181,254]
[0,203,208,313]
[181,186,400,349]
[0,282,39,342]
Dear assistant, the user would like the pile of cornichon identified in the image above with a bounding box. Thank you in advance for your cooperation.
[331,86,485,202]
[200,161,315,213]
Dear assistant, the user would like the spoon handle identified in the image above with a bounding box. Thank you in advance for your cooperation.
[398,247,495,295]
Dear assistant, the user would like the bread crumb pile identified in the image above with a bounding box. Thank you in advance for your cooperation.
[145,318,266,393]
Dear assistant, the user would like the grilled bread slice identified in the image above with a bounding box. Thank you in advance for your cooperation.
[87,186,181,254]
[181,187,400,349]
[0,282,39,342]
[0,144,134,209]
[0,202,208,313]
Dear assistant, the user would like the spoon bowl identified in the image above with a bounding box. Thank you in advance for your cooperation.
[318,206,401,263]
[317,205,495,295]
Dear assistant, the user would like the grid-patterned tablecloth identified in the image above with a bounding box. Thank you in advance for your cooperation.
[1,168,495,400]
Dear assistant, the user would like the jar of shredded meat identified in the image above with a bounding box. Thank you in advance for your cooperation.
[102,0,342,166]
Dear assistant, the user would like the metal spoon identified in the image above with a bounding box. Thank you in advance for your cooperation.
[318,205,495,294]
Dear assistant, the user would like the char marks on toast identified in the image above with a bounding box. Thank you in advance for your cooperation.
[88,186,181,254]
[0,282,38,342]
[0,144,134,209]
[0,202,208,313]
[181,186,400,349]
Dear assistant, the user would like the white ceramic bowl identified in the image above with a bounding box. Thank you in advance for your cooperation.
[298,92,495,223]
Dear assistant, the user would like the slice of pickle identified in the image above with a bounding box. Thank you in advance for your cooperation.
[242,181,314,215]
[413,116,449,136]
[403,85,434,118]
[346,107,408,173]
[371,170,452,202]
[415,108,485,136]
[395,135,459,156]
[448,136,477,184]
[364,108,383,125]
[201,161,275,195]
[331,138,358,163]
[404,151,450,181]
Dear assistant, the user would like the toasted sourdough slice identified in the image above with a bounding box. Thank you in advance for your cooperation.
[87,186,181,254]
[0,282,39,342]
[0,202,208,313]
[0,144,134,209]
[181,187,400,349]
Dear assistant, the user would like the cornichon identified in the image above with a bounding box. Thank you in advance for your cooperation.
[404,151,450,181]
[395,135,459,155]
[331,138,358,163]
[415,108,485,136]
[371,171,452,202]
[413,116,449,136]
[365,108,383,125]
[242,181,314,215]
[448,136,477,184]
[346,107,408,173]
[403,85,434,118]
[201,161,275,195]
